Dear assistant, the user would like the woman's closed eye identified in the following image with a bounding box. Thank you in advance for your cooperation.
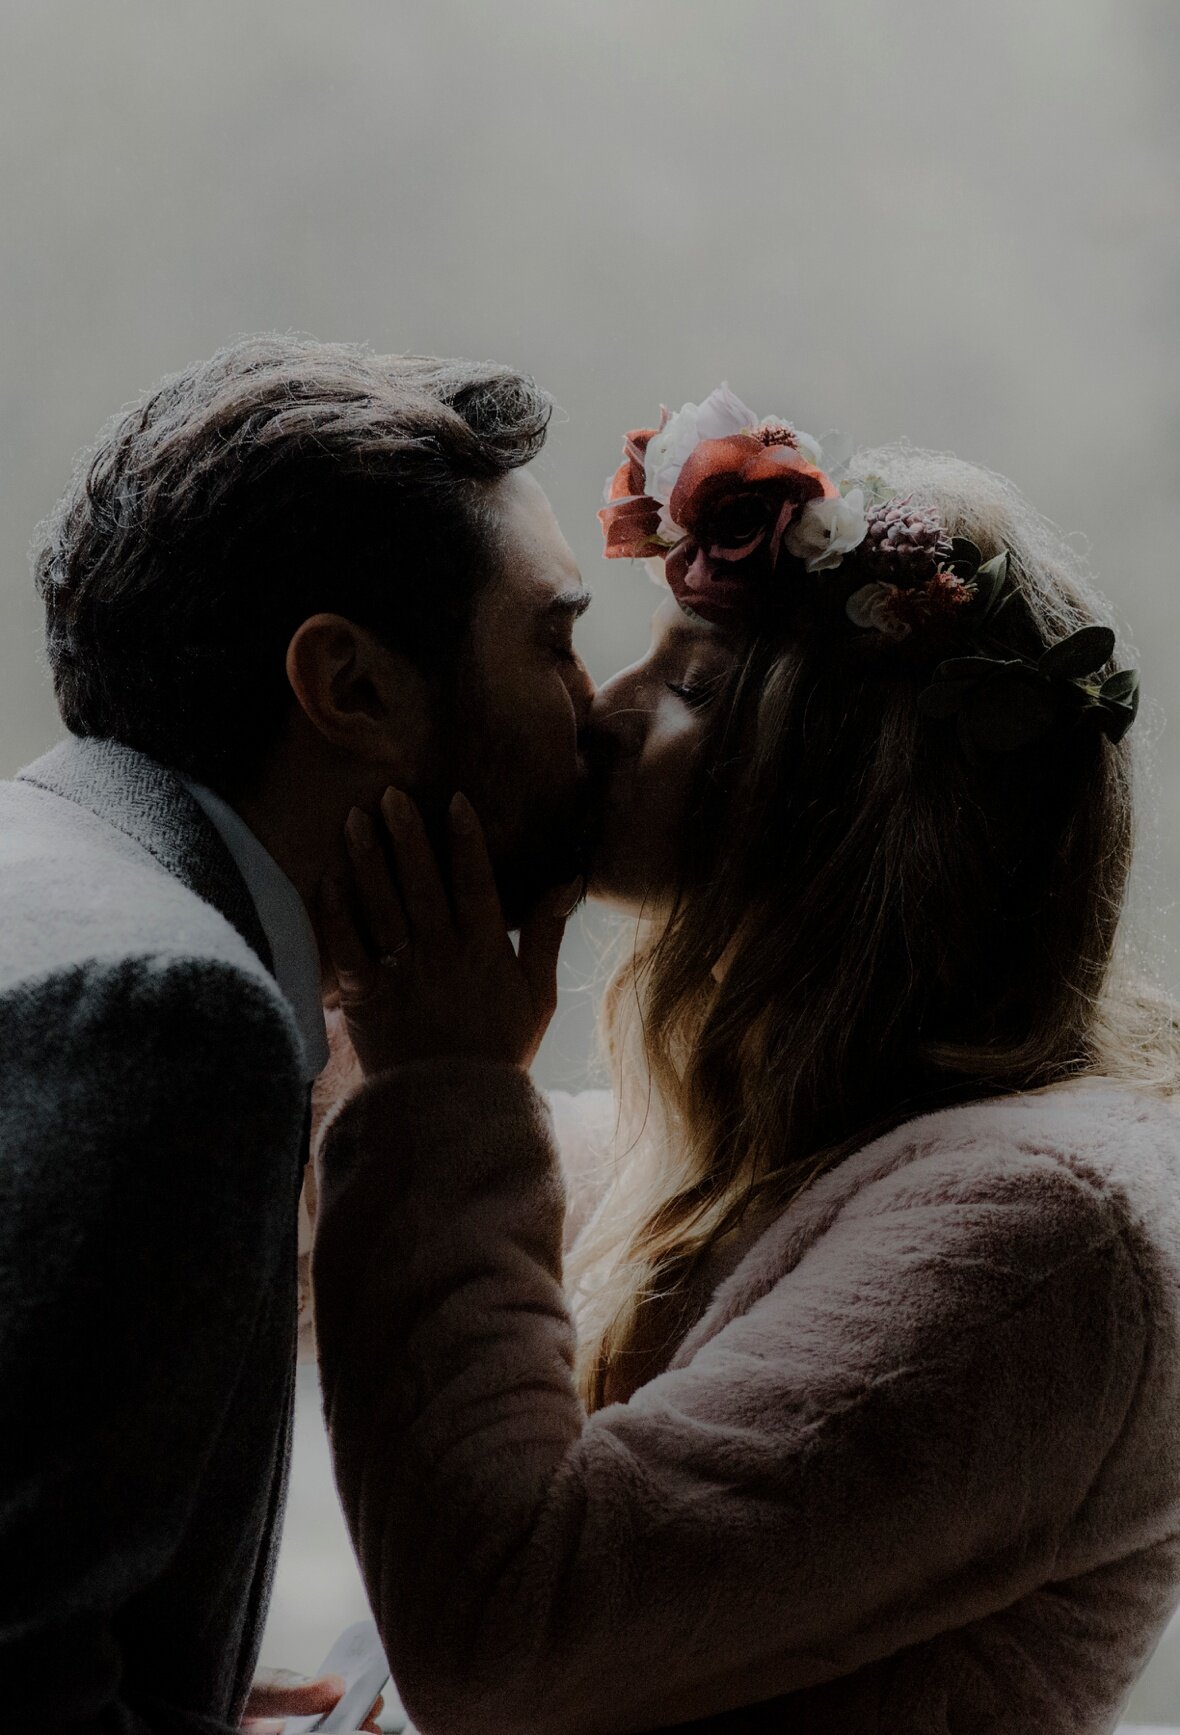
[665,671,726,709]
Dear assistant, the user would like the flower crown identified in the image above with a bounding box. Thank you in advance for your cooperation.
[598,383,1139,759]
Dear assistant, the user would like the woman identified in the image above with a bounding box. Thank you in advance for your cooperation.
[308,385,1180,1734]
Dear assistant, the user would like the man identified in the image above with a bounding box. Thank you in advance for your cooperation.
[0,336,596,1731]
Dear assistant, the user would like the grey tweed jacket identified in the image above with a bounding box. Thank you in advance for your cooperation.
[0,735,309,1734]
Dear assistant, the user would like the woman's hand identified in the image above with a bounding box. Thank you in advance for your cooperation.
[241,1667,383,1732]
[317,788,576,1078]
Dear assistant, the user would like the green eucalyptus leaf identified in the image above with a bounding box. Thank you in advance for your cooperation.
[950,536,982,569]
[974,551,1010,588]
[1038,624,1115,680]
[1095,701,1134,744]
[1097,680,1141,743]
[976,583,1017,625]
[857,474,896,509]
[961,674,1061,753]
[932,655,1016,681]
[1100,668,1139,702]
[971,564,1007,616]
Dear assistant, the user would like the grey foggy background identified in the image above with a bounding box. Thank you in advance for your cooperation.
[3,0,1179,1722]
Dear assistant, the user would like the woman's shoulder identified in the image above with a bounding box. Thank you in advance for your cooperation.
[782,1077,1180,1326]
[675,1077,1180,1378]
[706,1079,1180,1328]
[873,1077,1180,1224]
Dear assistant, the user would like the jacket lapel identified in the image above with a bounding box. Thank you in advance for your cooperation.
[17,734,274,975]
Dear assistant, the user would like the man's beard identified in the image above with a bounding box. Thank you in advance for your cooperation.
[426,668,602,931]
[488,798,590,929]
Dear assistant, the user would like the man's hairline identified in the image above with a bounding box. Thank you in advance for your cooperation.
[468,469,589,622]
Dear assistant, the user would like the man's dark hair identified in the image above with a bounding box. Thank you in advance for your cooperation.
[33,335,553,794]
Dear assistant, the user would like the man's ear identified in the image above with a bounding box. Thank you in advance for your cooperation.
[285,612,434,767]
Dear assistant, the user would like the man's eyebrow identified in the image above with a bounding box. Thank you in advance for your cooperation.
[542,587,593,621]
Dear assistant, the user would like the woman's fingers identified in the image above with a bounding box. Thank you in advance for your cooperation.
[517,879,578,1031]
[345,806,410,957]
[380,788,454,939]
[242,1669,346,1720]
[448,792,504,940]
[318,875,377,1002]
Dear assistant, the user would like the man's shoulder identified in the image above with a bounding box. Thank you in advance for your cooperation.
[0,767,282,1007]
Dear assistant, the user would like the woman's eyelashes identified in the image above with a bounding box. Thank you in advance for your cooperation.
[665,669,726,709]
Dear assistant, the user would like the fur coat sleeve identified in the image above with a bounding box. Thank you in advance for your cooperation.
[310,1058,1180,1735]
[298,1010,615,1360]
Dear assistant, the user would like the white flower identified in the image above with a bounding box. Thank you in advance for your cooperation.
[793,427,825,466]
[784,487,868,572]
[656,501,683,542]
[643,382,758,513]
[754,415,824,467]
[694,380,760,443]
[644,402,698,508]
[642,410,695,541]
[815,429,854,483]
[846,580,911,640]
[644,555,669,588]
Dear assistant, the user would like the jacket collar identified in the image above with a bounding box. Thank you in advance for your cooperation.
[17,734,274,975]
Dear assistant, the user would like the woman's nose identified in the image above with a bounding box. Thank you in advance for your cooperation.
[587,669,648,755]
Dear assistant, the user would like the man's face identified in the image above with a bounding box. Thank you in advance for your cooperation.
[440,469,597,928]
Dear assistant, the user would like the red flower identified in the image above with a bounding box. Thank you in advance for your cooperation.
[890,569,976,631]
[663,435,837,624]
[598,427,663,557]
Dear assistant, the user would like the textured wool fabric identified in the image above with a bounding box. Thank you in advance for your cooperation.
[0,736,308,1734]
[312,1059,1180,1735]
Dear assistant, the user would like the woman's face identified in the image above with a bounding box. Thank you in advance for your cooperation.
[585,596,744,917]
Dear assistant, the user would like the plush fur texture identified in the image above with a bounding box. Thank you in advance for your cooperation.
[312,1062,1180,1735]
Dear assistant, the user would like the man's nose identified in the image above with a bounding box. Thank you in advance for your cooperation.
[572,656,597,713]
[565,657,596,752]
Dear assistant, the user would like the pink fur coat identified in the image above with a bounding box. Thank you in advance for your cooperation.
[307,1058,1180,1734]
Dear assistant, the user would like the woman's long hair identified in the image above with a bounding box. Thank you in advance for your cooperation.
[565,445,1180,1414]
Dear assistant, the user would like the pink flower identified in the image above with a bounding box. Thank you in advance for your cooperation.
[598,426,664,558]
[662,435,837,624]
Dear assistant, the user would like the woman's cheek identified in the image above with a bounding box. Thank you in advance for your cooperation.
[639,709,708,874]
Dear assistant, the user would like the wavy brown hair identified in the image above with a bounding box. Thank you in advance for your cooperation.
[32,335,552,796]
[565,445,1180,1413]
